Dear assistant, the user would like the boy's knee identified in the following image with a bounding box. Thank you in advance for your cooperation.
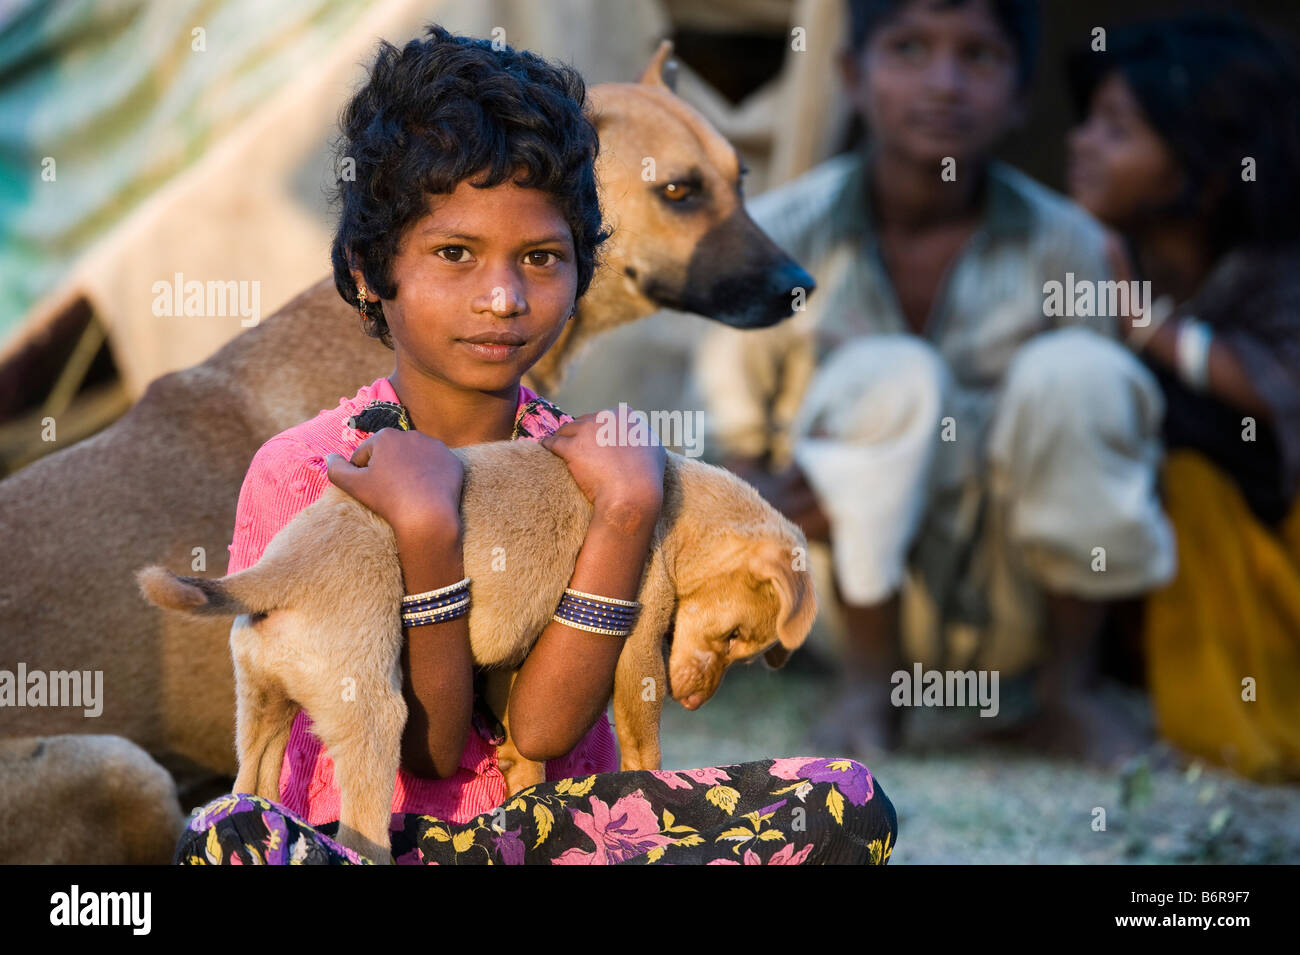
[836,334,947,393]
[999,327,1164,436]
[800,334,950,440]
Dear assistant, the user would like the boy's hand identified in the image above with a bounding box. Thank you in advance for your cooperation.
[744,461,831,544]
[538,407,665,526]
[325,429,465,540]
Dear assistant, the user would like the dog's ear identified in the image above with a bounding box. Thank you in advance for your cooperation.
[763,643,792,669]
[749,541,818,654]
[639,39,678,93]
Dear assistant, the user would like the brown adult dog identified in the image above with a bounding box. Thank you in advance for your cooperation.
[136,440,817,863]
[0,41,814,802]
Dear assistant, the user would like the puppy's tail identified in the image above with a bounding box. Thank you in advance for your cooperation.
[135,565,258,617]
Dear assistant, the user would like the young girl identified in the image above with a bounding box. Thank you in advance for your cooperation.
[175,24,898,864]
[1066,13,1300,779]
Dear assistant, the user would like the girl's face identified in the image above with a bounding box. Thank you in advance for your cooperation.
[1067,72,1184,229]
[363,174,578,396]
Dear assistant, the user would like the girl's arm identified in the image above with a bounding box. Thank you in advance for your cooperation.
[1104,230,1275,420]
[506,497,659,761]
[1137,319,1275,421]
[229,439,473,777]
[507,408,666,762]
[326,429,473,780]
[393,516,474,780]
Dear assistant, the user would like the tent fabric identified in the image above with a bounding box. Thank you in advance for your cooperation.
[0,0,370,348]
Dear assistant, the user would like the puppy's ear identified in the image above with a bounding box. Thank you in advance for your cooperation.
[763,643,792,669]
[750,541,818,652]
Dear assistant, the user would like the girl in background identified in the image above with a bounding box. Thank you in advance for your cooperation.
[1067,13,1300,780]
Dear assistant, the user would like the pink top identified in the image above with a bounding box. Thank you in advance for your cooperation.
[226,375,619,837]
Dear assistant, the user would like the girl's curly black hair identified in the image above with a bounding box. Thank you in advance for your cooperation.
[329,23,610,348]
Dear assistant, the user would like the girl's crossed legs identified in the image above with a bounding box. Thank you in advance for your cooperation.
[175,756,897,865]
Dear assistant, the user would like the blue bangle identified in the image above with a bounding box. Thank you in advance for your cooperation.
[402,595,471,627]
[551,587,641,636]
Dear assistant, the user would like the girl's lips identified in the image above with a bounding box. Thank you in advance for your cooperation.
[459,340,523,361]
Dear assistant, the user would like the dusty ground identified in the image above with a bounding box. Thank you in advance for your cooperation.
[657,655,1300,865]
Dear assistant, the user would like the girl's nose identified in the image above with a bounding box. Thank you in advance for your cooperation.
[476,278,527,316]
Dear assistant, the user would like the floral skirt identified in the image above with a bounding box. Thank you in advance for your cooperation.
[175,757,897,865]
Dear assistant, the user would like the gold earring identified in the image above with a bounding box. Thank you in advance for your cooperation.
[357,286,369,316]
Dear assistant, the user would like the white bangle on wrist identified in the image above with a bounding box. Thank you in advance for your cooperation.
[1175,317,1213,392]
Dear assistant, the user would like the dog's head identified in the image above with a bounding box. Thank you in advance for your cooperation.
[665,530,817,711]
[587,41,815,330]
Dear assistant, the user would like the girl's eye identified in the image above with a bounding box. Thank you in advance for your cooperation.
[525,250,561,267]
[437,246,471,263]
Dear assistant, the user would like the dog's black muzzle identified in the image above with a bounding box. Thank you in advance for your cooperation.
[660,208,817,329]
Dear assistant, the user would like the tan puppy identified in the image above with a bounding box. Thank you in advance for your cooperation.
[0,43,814,802]
[136,440,817,864]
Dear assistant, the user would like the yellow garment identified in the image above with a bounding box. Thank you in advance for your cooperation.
[1144,450,1300,781]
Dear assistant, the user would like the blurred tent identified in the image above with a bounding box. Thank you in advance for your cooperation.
[0,0,848,471]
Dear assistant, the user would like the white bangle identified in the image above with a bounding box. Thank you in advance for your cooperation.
[1175,318,1213,392]
[402,576,471,606]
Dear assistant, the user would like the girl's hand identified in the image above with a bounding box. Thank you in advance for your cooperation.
[325,429,464,541]
[538,407,666,525]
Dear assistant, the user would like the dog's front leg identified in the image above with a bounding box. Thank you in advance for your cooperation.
[613,640,665,771]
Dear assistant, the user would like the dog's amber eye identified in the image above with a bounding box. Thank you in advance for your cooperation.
[661,181,695,202]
